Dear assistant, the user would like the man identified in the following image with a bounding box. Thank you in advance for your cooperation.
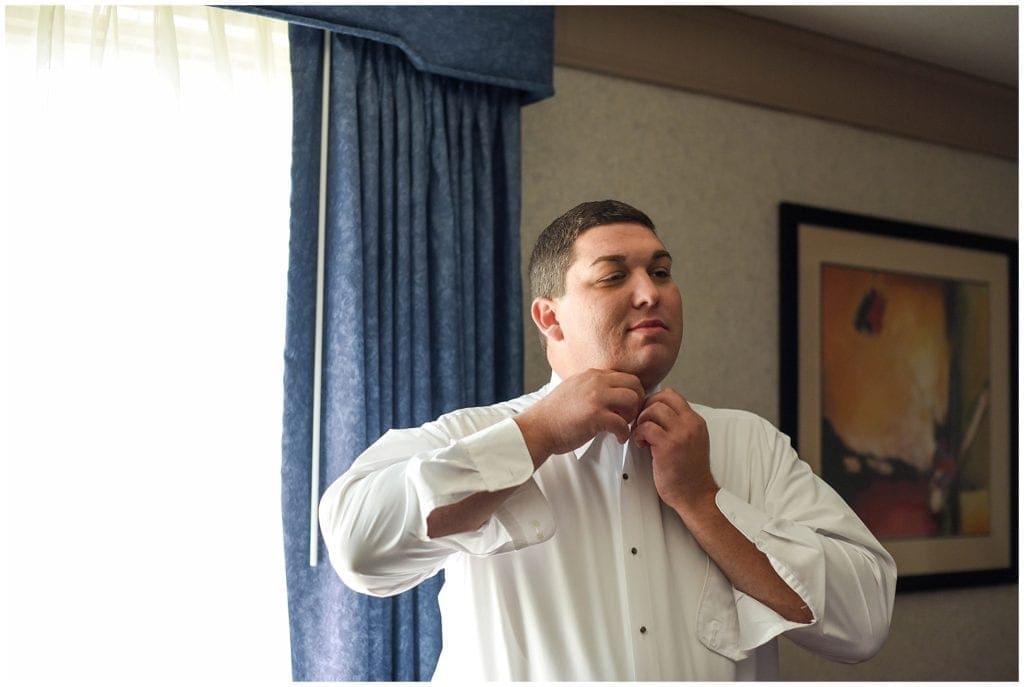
[319,200,896,680]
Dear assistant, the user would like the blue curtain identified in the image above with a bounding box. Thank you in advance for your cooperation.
[281,25,524,680]
[235,5,554,104]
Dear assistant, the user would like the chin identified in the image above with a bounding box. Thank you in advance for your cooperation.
[638,369,670,392]
[626,358,674,391]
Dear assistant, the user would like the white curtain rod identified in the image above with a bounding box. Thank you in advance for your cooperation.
[309,31,331,567]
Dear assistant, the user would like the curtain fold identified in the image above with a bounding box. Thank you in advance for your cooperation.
[282,25,524,680]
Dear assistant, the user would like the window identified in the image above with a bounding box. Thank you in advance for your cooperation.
[6,6,292,680]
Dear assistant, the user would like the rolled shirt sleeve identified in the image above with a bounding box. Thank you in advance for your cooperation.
[410,418,534,512]
[319,409,556,598]
[699,409,897,662]
[715,488,821,651]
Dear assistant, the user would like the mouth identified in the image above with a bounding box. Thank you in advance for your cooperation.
[628,319,668,332]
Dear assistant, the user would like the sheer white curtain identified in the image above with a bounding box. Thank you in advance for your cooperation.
[6,6,291,681]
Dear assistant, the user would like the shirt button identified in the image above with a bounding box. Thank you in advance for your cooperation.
[622,473,629,480]
[640,626,647,634]
[630,547,638,555]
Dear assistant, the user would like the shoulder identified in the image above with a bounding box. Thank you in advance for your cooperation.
[692,404,797,498]
[692,403,776,435]
[691,403,792,461]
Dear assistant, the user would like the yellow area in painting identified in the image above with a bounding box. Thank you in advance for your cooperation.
[821,265,949,472]
[959,489,991,535]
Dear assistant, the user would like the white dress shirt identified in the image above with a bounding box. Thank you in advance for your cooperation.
[319,374,896,681]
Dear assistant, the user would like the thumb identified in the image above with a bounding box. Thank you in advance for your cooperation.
[631,421,649,448]
[608,414,630,444]
[633,420,666,449]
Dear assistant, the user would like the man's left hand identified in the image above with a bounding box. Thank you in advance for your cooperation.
[632,388,719,513]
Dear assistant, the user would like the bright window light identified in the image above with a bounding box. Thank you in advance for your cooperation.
[5,6,292,681]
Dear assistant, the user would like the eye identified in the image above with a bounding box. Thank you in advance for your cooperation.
[650,266,672,280]
[600,271,627,284]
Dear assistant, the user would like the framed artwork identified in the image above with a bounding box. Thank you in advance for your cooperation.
[779,202,1017,591]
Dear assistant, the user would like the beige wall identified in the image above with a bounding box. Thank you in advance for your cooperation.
[520,66,1017,680]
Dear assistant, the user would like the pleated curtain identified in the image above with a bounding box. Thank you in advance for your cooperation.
[281,24,526,680]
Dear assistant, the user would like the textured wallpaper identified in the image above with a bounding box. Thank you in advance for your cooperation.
[519,66,1018,680]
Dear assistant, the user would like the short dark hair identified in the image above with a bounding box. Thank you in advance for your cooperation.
[528,199,656,301]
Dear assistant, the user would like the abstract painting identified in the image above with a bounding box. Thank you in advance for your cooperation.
[779,203,1016,590]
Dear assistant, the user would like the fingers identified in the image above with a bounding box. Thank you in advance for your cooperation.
[635,398,677,431]
[632,418,667,448]
[636,385,693,427]
[633,387,707,449]
[604,386,644,424]
[601,370,647,402]
[601,412,632,444]
[642,387,690,415]
[580,368,645,426]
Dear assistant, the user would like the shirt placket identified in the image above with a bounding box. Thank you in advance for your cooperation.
[618,438,659,680]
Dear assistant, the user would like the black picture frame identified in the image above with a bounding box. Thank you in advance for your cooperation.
[779,202,1017,592]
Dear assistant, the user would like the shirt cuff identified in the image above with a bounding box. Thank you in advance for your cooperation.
[442,418,555,554]
[715,488,817,651]
[460,417,535,492]
[492,478,556,549]
[715,488,771,542]
[412,417,555,555]
[434,478,556,556]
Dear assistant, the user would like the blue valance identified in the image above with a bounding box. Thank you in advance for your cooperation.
[228,5,554,103]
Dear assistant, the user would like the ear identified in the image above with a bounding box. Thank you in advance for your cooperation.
[531,297,563,343]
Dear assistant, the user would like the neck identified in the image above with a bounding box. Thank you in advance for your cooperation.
[547,356,664,394]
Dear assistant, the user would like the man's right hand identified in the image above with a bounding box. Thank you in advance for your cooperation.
[513,369,646,469]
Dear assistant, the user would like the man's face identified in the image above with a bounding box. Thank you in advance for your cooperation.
[547,223,683,390]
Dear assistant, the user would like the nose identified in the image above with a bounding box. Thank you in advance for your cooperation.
[632,272,660,308]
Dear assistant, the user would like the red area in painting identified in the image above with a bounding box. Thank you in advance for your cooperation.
[852,481,937,538]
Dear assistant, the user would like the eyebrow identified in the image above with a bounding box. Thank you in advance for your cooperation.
[589,249,672,267]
